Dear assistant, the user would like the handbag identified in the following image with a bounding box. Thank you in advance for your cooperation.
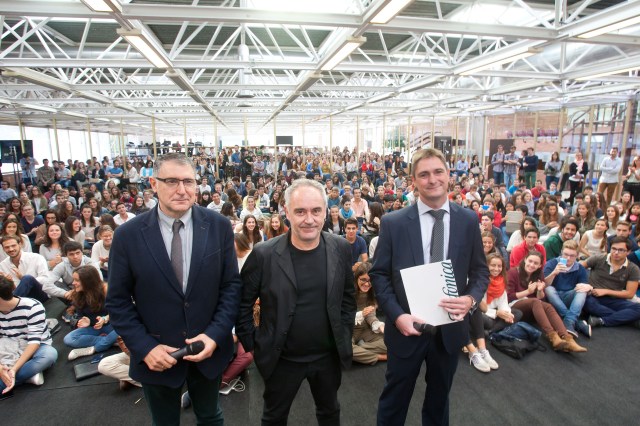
[470,166,481,175]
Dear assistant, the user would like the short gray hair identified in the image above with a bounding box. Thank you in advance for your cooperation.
[153,153,196,177]
[284,178,327,208]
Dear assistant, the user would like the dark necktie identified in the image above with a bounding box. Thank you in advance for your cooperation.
[171,220,184,291]
[428,209,445,263]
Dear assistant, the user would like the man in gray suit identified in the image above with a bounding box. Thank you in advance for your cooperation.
[237,178,356,426]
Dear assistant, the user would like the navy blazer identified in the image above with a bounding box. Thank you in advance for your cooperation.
[236,232,356,380]
[370,202,489,356]
[106,206,242,387]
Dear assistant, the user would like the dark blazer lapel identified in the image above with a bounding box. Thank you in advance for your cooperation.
[323,232,337,297]
[448,203,461,265]
[185,208,209,298]
[406,204,425,266]
[140,207,184,296]
[275,234,297,289]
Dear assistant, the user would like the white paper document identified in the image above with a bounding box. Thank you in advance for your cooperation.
[400,260,460,326]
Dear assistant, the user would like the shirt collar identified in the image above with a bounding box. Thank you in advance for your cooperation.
[605,253,629,269]
[417,197,450,216]
[157,205,192,229]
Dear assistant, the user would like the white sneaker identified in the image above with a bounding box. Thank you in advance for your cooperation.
[469,352,490,373]
[26,372,44,386]
[480,349,499,370]
[68,347,95,361]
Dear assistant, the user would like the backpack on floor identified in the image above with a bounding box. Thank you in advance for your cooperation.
[489,322,545,360]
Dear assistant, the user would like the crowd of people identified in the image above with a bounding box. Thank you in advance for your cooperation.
[1,143,640,423]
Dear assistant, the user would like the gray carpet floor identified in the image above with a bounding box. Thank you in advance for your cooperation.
[4,317,640,425]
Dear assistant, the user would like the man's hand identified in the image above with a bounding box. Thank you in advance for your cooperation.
[576,283,593,293]
[395,313,425,337]
[1,366,15,394]
[439,296,473,321]
[144,345,179,372]
[11,268,23,281]
[183,334,217,363]
[590,288,608,297]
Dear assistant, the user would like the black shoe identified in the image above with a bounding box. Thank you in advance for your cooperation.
[588,316,604,327]
[576,320,592,338]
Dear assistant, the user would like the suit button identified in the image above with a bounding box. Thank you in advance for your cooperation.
[182,331,187,337]
[184,302,189,308]
[276,347,281,351]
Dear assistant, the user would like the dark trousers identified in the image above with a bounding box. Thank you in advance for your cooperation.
[262,354,341,426]
[584,295,640,326]
[377,329,458,426]
[14,275,49,304]
[142,363,223,426]
[482,309,523,334]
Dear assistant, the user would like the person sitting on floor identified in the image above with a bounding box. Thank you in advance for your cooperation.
[98,336,141,391]
[581,237,640,329]
[543,240,592,338]
[352,262,386,365]
[0,275,58,393]
[543,217,579,259]
[91,225,113,280]
[64,265,117,361]
[40,241,102,304]
[480,253,522,335]
[510,227,546,268]
[507,250,586,352]
[0,235,49,304]
[465,253,511,373]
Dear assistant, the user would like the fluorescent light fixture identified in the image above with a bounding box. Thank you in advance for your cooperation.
[3,69,71,92]
[506,97,554,106]
[344,103,362,111]
[436,109,461,116]
[76,91,111,104]
[566,83,640,99]
[20,103,57,113]
[80,0,122,13]
[578,16,640,39]
[367,92,394,104]
[466,104,500,112]
[65,111,88,118]
[457,47,542,76]
[113,102,137,112]
[321,37,366,72]
[370,0,414,24]
[0,98,12,105]
[297,72,323,92]
[398,76,441,93]
[117,28,171,69]
[576,67,640,81]
[166,70,195,92]
[96,118,111,122]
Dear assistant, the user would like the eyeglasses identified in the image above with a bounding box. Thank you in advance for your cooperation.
[155,177,197,189]
[611,247,628,254]
[561,253,577,258]
[358,278,371,284]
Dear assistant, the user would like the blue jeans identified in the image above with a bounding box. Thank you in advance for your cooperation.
[545,176,559,191]
[493,171,504,185]
[14,275,49,304]
[63,323,118,352]
[0,344,58,392]
[504,173,517,189]
[584,295,640,326]
[544,287,586,326]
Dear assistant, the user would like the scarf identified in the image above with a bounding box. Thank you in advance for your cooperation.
[340,208,353,219]
[486,275,505,304]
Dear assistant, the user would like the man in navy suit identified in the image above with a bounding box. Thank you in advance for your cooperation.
[371,148,489,426]
[107,153,242,425]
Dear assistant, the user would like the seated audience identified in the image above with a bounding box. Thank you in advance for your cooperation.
[510,227,546,268]
[352,262,386,365]
[98,336,141,391]
[39,223,71,270]
[64,266,117,360]
[0,276,57,393]
[581,237,640,328]
[480,253,522,334]
[507,250,586,352]
[0,235,49,303]
[579,218,608,260]
[543,217,579,259]
[91,226,113,279]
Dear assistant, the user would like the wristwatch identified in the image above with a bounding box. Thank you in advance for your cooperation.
[465,295,477,313]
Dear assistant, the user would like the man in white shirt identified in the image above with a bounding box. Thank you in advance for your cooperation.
[198,177,212,194]
[207,192,224,213]
[114,202,136,225]
[0,235,49,303]
[598,147,622,206]
[256,185,270,213]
